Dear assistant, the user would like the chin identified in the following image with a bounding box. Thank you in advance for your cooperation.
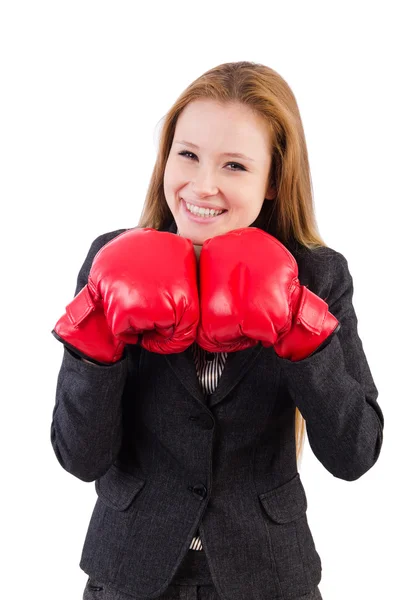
[176,227,202,245]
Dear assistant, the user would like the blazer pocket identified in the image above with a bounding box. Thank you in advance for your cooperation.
[95,464,146,511]
[258,473,321,596]
[259,472,307,523]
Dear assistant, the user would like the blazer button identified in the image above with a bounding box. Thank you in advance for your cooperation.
[189,414,214,430]
[189,484,207,499]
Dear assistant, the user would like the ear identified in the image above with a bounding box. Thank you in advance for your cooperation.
[264,185,277,200]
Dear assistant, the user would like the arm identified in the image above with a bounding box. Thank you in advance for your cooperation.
[276,250,384,481]
[50,230,130,482]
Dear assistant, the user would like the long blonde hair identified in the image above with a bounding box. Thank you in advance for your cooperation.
[137,61,327,465]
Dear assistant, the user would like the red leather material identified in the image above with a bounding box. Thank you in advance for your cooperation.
[52,228,200,362]
[196,227,339,361]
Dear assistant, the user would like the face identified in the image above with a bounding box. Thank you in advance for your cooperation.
[163,99,276,254]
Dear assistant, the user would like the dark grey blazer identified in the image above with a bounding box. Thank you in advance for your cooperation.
[50,219,384,600]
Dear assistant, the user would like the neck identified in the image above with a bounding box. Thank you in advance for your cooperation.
[176,229,202,262]
[193,244,202,262]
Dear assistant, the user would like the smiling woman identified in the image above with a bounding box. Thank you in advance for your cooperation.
[163,99,277,250]
[50,60,383,600]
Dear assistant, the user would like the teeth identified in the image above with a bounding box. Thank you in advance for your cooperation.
[185,200,224,217]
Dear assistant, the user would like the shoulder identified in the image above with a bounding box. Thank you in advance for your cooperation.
[88,227,131,254]
[293,242,348,270]
[291,243,351,306]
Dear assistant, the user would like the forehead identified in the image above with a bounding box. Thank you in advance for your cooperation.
[174,99,271,154]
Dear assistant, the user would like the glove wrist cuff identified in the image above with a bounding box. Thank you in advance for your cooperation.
[274,287,340,361]
[52,289,128,364]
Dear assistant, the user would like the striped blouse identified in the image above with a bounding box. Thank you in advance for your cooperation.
[188,341,228,551]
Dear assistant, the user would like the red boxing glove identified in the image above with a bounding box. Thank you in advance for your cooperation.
[52,228,200,364]
[196,228,340,362]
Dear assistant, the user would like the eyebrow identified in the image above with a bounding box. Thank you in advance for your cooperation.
[174,140,255,163]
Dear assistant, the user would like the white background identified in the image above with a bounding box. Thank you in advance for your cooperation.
[1,1,395,599]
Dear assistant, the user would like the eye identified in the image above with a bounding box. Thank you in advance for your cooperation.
[177,150,246,172]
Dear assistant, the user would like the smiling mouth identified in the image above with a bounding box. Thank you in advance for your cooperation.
[181,198,227,218]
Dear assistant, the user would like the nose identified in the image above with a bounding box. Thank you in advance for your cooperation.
[191,168,219,197]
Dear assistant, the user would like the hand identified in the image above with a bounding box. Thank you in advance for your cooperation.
[196,228,340,361]
[52,228,200,363]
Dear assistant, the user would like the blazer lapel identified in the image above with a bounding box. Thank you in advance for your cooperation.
[205,343,265,409]
[163,347,204,405]
[164,343,265,409]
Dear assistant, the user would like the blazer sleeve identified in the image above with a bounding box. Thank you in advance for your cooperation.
[50,229,131,482]
[276,249,384,481]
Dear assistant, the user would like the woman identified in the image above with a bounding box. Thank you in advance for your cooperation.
[51,61,384,600]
